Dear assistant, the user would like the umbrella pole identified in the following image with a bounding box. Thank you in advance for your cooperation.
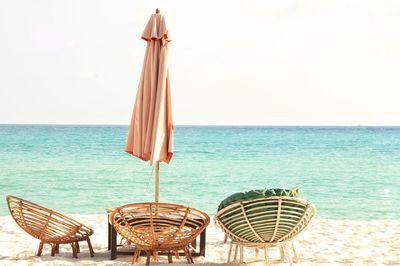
[155,162,160,202]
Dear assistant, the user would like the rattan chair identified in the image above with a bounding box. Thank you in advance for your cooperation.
[6,195,94,258]
[110,202,210,265]
[215,196,316,265]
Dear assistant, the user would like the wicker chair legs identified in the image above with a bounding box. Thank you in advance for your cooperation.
[131,246,194,265]
[279,242,298,264]
[291,241,299,262]
[264,246,269,265]
[153,251,158,262]
[239,245,244,264]
[35,238,94,258]
[167,250,173,263]
[71,242,78,258]
[184,247,194,264]
[227,242,232,263]
[146,251,151,265]
[278,246,285,262]
[76,242,80,253]
[87,238,95,257]
[51,244,57,256]
[227,243,297,265]
[234,244,239,262]
[226,243,239,263]
[131,248,141,264]
[36,242,44,256]
[285,244,293,266]
[227,244,244,264]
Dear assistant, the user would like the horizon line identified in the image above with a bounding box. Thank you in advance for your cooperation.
[1,123,400,127]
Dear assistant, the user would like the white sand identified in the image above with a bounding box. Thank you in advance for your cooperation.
[0,215,399,266]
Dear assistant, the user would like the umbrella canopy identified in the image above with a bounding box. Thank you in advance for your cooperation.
[125,9,174,202]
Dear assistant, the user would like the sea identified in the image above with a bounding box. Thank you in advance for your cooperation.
[0,125,399,220]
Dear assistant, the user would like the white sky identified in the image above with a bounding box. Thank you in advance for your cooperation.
[0,0,399,125]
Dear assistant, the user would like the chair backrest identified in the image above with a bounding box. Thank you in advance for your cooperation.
[110,202,210,250]
[216,196,316,244]
[6,195,92,242]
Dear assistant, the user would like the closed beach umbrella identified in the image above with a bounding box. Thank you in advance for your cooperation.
[125,9,174,202]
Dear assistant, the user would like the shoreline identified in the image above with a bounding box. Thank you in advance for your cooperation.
[1,215,399,265]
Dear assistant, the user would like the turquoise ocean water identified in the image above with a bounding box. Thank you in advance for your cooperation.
[0,125,399,219]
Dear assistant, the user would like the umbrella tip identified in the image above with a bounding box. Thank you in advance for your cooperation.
[155,8,160,14]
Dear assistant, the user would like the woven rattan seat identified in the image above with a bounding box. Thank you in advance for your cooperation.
[6,195,94,258]
[216,196,316,265]
[110,202,210,265]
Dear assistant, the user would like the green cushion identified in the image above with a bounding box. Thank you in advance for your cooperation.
[217,188,300,211]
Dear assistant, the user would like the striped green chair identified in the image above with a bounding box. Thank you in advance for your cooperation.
[215,191,316,265]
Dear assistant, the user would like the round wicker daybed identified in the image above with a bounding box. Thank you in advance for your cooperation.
[216,196,316,265]
[6,195,94,258]
[110,202,210,265]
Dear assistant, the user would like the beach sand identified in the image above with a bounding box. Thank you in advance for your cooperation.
[0,215,399,266]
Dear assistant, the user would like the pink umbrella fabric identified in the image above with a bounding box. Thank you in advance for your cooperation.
[126,11,174,166]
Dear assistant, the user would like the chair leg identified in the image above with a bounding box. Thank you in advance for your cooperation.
[224,234,228,243]
[75,241,80,253]
[71,242,78,258]
[167,250,173,263]
[70,242,78,258]
[279,246,285,262]
[132,248,140,264]
[285,244,293,266]
[233,244,239,262]
[264,246,270,266]
[255,247,259,258]
[87,238,94,257]
[188,249,194,264]
[184,248,191,264]
[239,245,244,264]
[291,241,299,263]
[153,250,158,262]
[36,242,44,256]
[145,251,151,266]
[131,251,136,265]
[51,244,56,256]
[175,250,180,259]
[55,244,59,254]
[227,242,233,263]
[184,247,194,264]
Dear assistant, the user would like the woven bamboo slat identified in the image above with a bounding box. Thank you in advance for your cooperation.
[215,196,316,265]
[110,202,210,265]
[6,195,94,258]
